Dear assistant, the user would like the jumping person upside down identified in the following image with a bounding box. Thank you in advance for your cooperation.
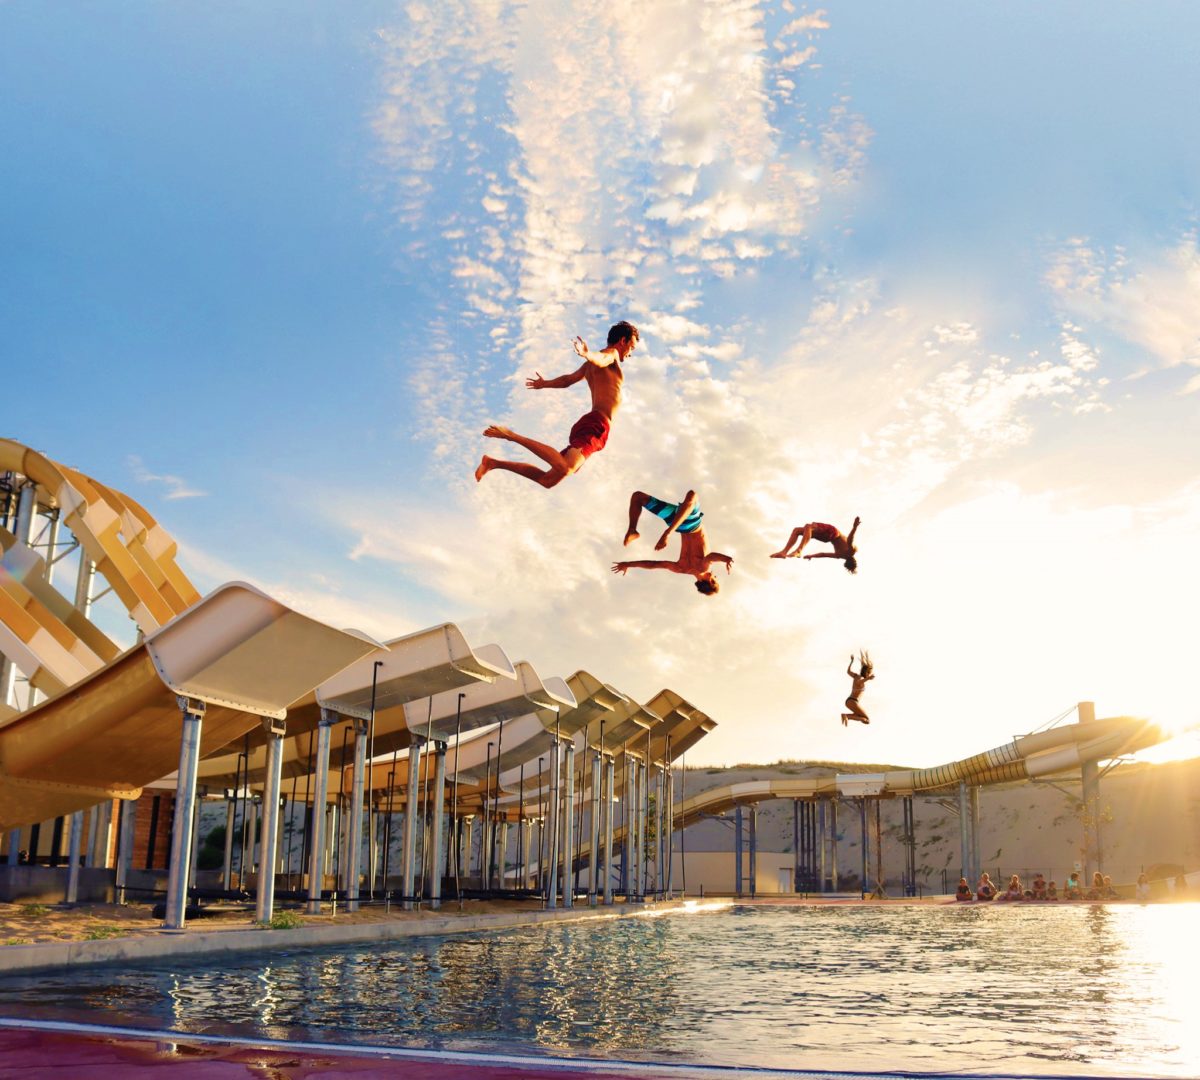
[475,321,639,489]
[770,516,860,573]
[842,650,874,726]
[611,490,733,596]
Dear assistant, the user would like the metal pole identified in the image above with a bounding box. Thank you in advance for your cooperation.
[958,780,970,884]
[793,799,800,893]
[256,724,285,923]
[830,799,840,891]
[969,784,981,885]
[366,660,383,897]
[164,697,205,930]
[818,801,827,892]
[306,712,335,914]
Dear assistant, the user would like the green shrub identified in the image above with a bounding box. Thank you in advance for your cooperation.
[83,926,123,940]
[265,910,303,930]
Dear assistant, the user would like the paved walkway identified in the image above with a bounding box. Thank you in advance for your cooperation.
[0,1022,833,1079]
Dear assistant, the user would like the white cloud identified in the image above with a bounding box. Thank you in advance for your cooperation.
[1045,234,1200,388]
[127,455,207,500]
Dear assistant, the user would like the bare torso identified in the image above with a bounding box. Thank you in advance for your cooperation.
[584,356,624,420]
[672,529,711,574]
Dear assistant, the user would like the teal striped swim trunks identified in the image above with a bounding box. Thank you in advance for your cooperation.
[643,495,704,534]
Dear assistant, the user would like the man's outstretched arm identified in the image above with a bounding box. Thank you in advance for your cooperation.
[706,552,734,572]
[526,363,588,390]
[612,560,679,575]
[803,552,841,560]
[847,516,862,544]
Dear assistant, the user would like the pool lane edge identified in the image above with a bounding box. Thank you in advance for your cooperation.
[0,899,733,975]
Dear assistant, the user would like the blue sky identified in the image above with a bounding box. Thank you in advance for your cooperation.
[4,2,1198,766]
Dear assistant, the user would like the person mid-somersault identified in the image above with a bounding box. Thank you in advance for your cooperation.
[842,650,873,726]
[770,517,860,573]
[611,490,733,596]
[475,321,639,489]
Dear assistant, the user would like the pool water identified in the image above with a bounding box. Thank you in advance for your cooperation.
[0,903,1196,1076]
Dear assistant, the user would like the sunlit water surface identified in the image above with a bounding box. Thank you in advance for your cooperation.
[1,904,1197,1076]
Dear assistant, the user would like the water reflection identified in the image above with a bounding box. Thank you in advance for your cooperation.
[0,904,1196,1076]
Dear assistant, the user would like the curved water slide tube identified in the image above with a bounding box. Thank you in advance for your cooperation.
[668,714,1165,831]
[0,527,120,698]
[194,623,516,787]
[0,440,199,634]
[0,583,382,828]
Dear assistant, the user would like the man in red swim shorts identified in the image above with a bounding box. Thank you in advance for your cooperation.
[769,517,861,573]
[475,321,638,489]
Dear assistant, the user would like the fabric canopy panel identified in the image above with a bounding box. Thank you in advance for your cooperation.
[0,583,382,828]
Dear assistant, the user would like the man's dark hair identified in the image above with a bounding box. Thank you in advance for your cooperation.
[694,577,718,596]
[607,321,639,346]
[844,556,858,574]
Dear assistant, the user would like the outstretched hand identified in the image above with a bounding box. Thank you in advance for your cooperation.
[725,557,734,574]
[803,554,814,560]
[525,371,546,389]
[572,336,588,358]
[654,533,670,551]
[611,562,628,575]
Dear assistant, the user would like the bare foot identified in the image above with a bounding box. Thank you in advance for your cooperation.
[475,456,493,482]
[623,530,639,547]
[769,551,789,559]
[483,425,514,441]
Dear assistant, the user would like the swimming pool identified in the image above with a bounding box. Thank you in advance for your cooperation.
[0,903,1195,1077]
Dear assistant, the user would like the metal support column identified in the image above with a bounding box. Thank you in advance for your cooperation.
[401,738,424,909]
[749,805,758,899]
[588,749,601,904]
[602,756,615,905]
[1082,758,1101,881]
[969,785,981,885]
[65,811,84,904]
[562,741,575,907]
[115,800,136,904]
[903,795,917,896]
[546,737,560,908]
[859,798,869,899]
[818,801,827,892]
[164,697,205,930]
[306,711,336,914]
[958,780,970,883]
[346,718,368,912]
[256,720,285,923]
[734,805,744,897]
[427,743,447,907]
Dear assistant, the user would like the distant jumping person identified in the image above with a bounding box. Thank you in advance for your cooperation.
[842,651,873,726]
[611,490,733,596]
[770,517,860,573]
[475,321,639,489]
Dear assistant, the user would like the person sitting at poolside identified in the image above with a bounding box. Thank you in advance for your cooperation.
[998,874,1024,901]
[955,877,973,902]
[769,517,861,573]
[1031,872,1048,900]
[1064,872,1083,900]
[976,872,996,901]
[1102,875,1120,900]
[1135,873,1151,903]
[1047,880,1059,901]
[612,490,733,596]
[1085,871,1105,900]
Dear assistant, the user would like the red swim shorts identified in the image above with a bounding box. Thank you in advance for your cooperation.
[810,522,839,543]
[566,410,611,458]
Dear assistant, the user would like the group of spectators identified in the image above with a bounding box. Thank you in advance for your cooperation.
[954,869,1145,902]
